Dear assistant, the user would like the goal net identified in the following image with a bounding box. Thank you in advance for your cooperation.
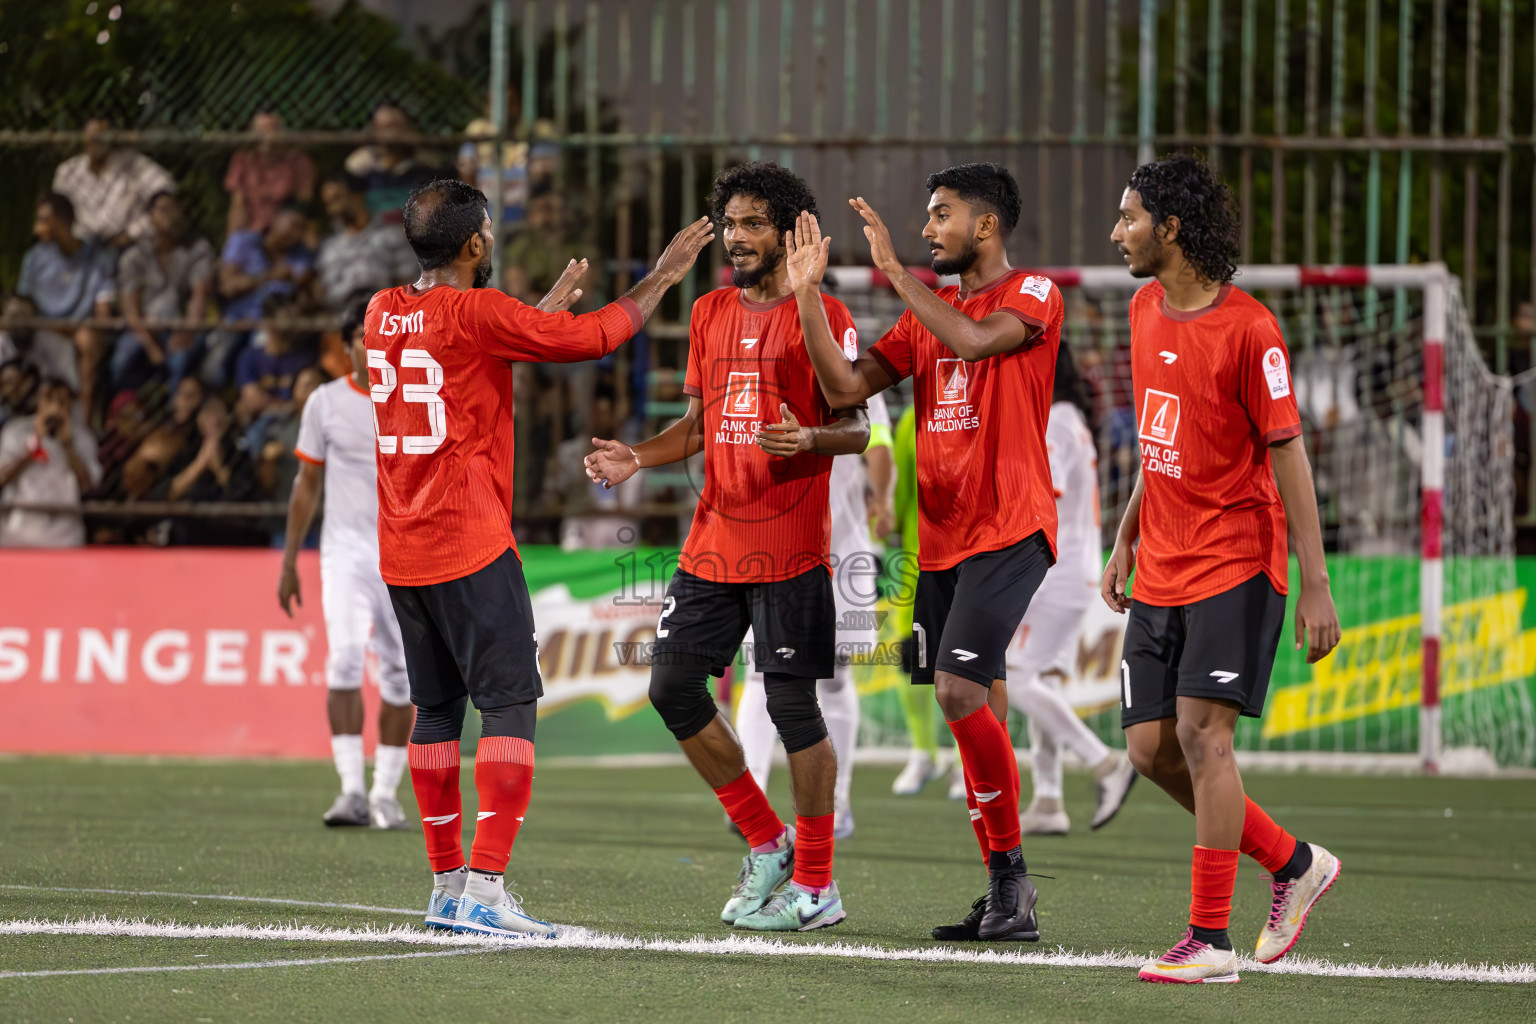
[846,264,1533,772]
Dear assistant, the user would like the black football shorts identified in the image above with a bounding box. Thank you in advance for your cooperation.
[652,565,836,680]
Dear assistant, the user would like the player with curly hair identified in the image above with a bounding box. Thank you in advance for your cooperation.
[1106,154,1343,983]
[585,162,869,931]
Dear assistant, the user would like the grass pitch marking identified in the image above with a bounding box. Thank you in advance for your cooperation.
[0,885,418,916]
[2,917,1532,985]
[0,949,487,979]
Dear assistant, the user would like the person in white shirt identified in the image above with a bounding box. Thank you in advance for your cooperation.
[733,382,896,841]
[52,119,176,246]
[0,377,100,547]
[1006,343,1137,835]
[278,300,414,829]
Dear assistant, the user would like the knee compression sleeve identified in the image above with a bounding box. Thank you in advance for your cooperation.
[764,673,828,754]
[479,700,536,742]
[648,654,720,742]
[411,695,468,745]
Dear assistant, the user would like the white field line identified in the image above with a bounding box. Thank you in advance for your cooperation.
[0,885,418,916]
[0,949,485,978]
[1,917,1531,984]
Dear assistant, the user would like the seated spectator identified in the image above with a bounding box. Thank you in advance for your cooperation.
[88,389,154,500]
[158,395,252,503]
[456,82,530,227]
[0,358,40,429]
[343,101,441,224]
[121,375,204,501]
[223,109,316,236]
[51,118,176,246]
[0,376,101,547]
[255,364,323,498]
[1,296,77,396]
[313,170,416,311]
[206,204,313,386]
[235,295,317,453]
[503,182,588,305]
[112,192,214,394]
[15,193,115,416]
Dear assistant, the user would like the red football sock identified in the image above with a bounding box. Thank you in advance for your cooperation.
[468,736,535,874]
[713,771,785,850]
[947,706,1022,853]
[962,769,990,864]
[1190,846,1241,930]
[792,813,834,890]
[408,741,464,873]
[1241,796,1299,874]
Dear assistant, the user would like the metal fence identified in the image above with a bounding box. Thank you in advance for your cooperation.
[1,0,1533,540]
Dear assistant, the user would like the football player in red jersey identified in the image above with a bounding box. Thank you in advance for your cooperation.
[788,163,1064,943]
[585,163,869,932]
[1105,155,1342,983]
[369,178,713,938]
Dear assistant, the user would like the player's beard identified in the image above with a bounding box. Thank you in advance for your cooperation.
[930,237,980,277]
[1125,235,1167,279]
[730,245,784,289]
[473,256,493,289]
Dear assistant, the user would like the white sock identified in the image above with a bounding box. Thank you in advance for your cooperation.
[332,734,365,796]
[733,663,776,792]
[371,743,408,800]
[465,870,505,905]
[434,865,468,896]
[818,663,860,816]
[1026,711,1064,802]
[1011,673,1110,773]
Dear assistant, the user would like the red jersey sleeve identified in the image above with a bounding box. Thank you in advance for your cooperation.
[682,298,707,398]
[869,310,915,382]
[1240,315,1303,446]
[461,289,643,364]
[993,273,1063,345]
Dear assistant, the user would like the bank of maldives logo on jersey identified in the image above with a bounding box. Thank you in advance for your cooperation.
[1139,389,1180,445]
[936,358,968,404]
[725,371,760,418]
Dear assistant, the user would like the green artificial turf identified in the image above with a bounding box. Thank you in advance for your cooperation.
[0,757,1532,1023]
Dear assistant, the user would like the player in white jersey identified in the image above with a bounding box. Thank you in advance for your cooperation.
[1006,343,1137,835]
[279,299,414,829]
[735,386,895,840]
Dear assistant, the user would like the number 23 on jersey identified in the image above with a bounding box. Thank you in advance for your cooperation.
[368,349,447,455]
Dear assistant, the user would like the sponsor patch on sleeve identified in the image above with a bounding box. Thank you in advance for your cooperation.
[1262,346,1291,399]
[842,326,859,361]
[1018,275,1053,303]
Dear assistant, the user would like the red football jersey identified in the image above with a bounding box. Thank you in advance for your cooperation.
[1128,281,1302,606]
[680,288,853,583]
[366,285,642,586]
[869,269,1063,570]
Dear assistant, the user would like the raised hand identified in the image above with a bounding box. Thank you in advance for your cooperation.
[754,403,813,457]
[584,438,641,489]
[535,258,589,312]
[653,216,717,288]
[848,197,903,276]
[785,209,831,295]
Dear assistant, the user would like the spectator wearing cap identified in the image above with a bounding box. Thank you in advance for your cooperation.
[0,376,100,547]
[14,193,115,415]
[457,82,529,227]
[343,101,441,224]
[206,204,313,387]
[51,118,176,247]
[223,109,316,236]
[112,191,215,394]
[312,170,417,312]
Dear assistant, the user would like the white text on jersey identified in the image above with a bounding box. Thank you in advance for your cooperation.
[379,310,425,336]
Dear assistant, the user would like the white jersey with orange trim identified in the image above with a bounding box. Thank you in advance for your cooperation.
[295,376,381,560]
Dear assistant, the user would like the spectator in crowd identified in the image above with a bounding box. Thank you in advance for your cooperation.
[0,358,40,429]
[207,204,313,386]
[112,191,215,394]
[15,193,115,416]
[457,83,530,227]
[312,170,416,311]
[51,118,176,246]
[88,390,154,502]
[503,181,588,305]
[121,375,204,501]
[255,364,323,499]
[544,383,643,550]
[223,109,316,236]
[2,296,77,396]
[235,294,317,454]
[0,376,101,547]
[158,395,251,503]
[343,101,440,224]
